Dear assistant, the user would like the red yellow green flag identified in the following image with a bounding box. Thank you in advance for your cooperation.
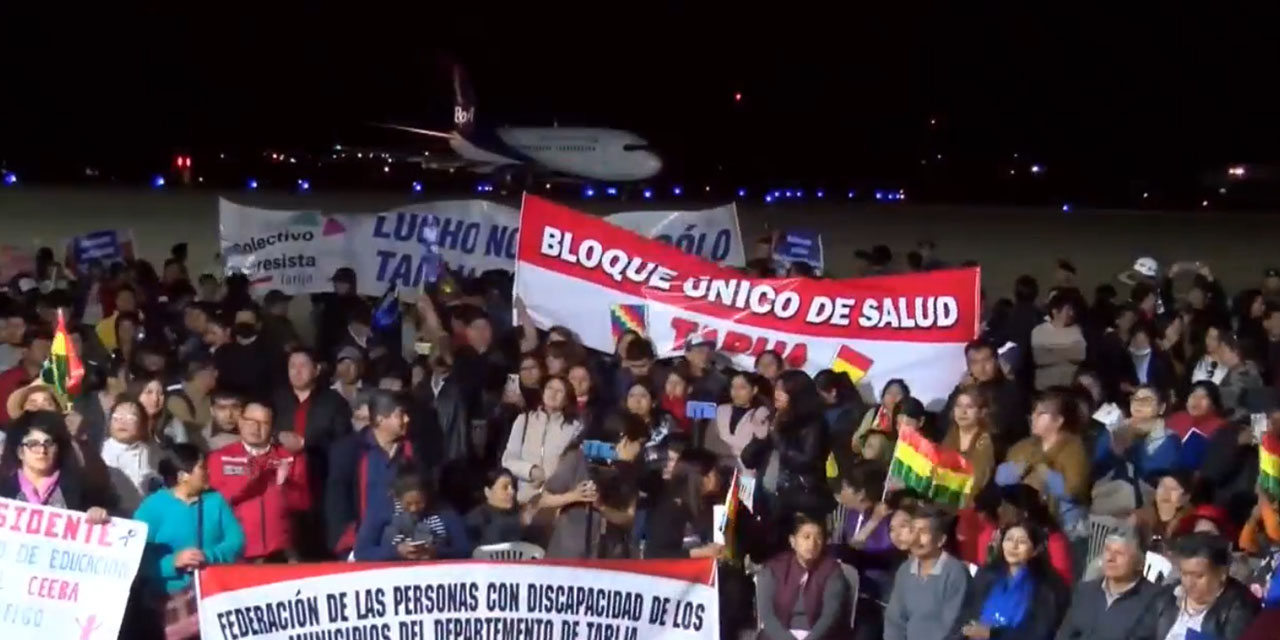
[1261,433,1280,500]
[888,426,975,508]
[41,309,84,408]
[831,345,874,384]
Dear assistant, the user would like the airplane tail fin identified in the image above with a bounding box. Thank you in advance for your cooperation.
[452,63,477,137]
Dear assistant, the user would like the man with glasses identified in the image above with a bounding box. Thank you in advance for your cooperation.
[207,401,309,564]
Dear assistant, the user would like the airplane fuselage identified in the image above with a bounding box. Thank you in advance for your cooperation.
[449,126,662,182]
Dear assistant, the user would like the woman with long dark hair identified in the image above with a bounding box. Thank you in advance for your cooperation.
[501,375,582,505]
[705,371,770,466]
[952,520,1067,640]
[642,448,723,559]
[743,370,834,522]
[464,468,527,546]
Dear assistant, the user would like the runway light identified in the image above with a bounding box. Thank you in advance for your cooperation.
[1219,187,1227,195]
[737,188,747,197]
[545,183,552,189]
[1030,164,1043,174]
[247,178,258,189]
[606,186,618,196]
[765,195,774,203]
[1202,200,1210,207]
[734,91,742,102]
[816,190,824,198]
[784,190,794,198]
[847,190,855,199]
[1228,165,1246,178]
[383,166,390,173]
[796,190,804,198]
[412,181,423,193]
[584,187,595,198]
[1061,203,1072,212]
[152,175,165,188]
[297,179,310,191]
[643,189,653,199]
[1142,192,1149,198]
[2,172,15,186]
[672,186,682,196]
[874,191,884,200]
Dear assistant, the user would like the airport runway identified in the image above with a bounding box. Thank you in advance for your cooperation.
[2,187,1279,299]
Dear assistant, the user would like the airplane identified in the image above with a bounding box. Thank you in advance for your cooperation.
[378,65,663,183]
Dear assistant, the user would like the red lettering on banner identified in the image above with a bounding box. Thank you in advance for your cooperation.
[0,501,106,546]
[670,317,808,368]
[28,576,81,602]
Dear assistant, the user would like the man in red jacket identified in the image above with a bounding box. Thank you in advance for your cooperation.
[208,400,310,562]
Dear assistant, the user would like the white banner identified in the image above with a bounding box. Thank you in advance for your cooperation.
[218,198,745,295]
[0,498,147,639]
[197,559,719,640]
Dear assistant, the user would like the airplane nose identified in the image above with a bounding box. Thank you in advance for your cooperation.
[642,152,663,178]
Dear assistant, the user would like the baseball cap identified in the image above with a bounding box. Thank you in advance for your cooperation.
[264,289,292,307]
[331,267,357,284]
[1118,256,1159,285]
[336,346,364,364]
[685,334,717,351]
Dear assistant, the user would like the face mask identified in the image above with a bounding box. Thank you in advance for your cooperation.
[1130,346,1152,357]
[232,322,257,340]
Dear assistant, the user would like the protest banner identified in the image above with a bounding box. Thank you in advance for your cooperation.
[0,497,147,639]
[218,199,746,294]
[514,195,980,404]
[197,558,719,640]
[65,229,137,272]
[771,228,823,274]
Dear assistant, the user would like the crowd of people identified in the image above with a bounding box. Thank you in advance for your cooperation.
[3,240,1280,640]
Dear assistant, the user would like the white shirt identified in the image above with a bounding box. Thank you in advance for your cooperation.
[1164,587,1210,640]
[100,438,161,515]
[1190,357,1228,386]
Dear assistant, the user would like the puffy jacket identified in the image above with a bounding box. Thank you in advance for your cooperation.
[207,442,310,560]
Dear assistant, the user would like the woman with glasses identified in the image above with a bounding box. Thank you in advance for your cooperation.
[0,410,113,524]
[1091,383,1181,516]
[99,396,162,516]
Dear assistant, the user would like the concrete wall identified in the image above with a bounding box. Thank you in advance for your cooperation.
[2,187,1278,298]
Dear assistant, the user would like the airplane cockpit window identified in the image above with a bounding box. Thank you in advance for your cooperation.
[622,143,652,152]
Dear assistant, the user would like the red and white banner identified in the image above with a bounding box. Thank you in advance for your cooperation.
[514,195,980,404]
[197,558,718,640]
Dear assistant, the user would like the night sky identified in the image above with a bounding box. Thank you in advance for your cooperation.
[4,5,1280,205]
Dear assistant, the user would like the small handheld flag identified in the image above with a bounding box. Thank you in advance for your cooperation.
[1261,433,1280,500]
[887,426,975,508]
[41,309,84,409]
[831,344,874,384]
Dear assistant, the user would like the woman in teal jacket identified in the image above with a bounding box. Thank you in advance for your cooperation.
[134,443,245,596]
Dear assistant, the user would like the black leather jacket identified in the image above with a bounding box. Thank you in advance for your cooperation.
[1152,579,1259,640]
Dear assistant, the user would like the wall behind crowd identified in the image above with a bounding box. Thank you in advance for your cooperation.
[4,185,1280,296]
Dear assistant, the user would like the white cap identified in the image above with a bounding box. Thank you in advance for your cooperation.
[1119,256,1159,285]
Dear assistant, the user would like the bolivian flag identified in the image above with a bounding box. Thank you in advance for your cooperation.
[831,345,874,384]
[888,426,975,508]
[41,309,84,408]
[1261,433,1280,500]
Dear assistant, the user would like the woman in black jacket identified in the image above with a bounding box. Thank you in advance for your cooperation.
[742,370,834,522]
[951,520,1067,640]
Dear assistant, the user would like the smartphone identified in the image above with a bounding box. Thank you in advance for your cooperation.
[407,539,431,547]
[413,341,433,356]
[686,400,717,420]
[581,440,618,464]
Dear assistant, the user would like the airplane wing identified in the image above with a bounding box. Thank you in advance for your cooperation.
[370,123,455,140]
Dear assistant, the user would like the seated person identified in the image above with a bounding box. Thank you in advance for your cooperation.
[757,513,850,640]
[354,471,471,561]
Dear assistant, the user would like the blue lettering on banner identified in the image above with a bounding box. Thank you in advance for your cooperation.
[375,250,451,289]
[652,225,733,262]
[773,228,823,268]
[483,225,519,259]
[371,212,447,245]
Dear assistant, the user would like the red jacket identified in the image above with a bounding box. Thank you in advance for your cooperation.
[0,365,35,423]
[208,441,310,559]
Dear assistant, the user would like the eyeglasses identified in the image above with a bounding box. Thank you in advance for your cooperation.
[1131,396,1159,405]
[111,413,140,423]
[20,439,56,452]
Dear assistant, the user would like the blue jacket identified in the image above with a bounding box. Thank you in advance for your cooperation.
[325,428,427,553]
[354,506,471,561]
[1091,426,1181,484]
[134,489,245,595]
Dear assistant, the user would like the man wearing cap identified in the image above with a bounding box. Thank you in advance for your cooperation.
[313,267,363,361]
[262,289,301,352]
[332,346,365,407]
[683,336,727,402]
[1055,529,1161,640]
[0,325,51,423]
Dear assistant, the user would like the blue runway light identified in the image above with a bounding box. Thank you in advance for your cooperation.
[874,191,884,200]
[247,178,258,189]
[784,190,793,198]
[816,190,824,198]
[847,190,855,199]
[298,179,310,191]
[152,175,166,188]
[605,186,618,196]
[672,186,682,196]
[765,195,774,203]
[737,188,746,197]
[1061,203,1072,212]
[412,181,423,193]
[643,189,653,199]
[2,172,15,186]
[584,187,596,197]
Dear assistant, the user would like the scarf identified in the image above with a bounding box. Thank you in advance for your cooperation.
[661,395,691,432]
[978,567,1033,629]
[767,550,840,627]
[18,470,61,506]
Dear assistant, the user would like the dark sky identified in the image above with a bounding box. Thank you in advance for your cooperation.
[4,5,1280,204]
